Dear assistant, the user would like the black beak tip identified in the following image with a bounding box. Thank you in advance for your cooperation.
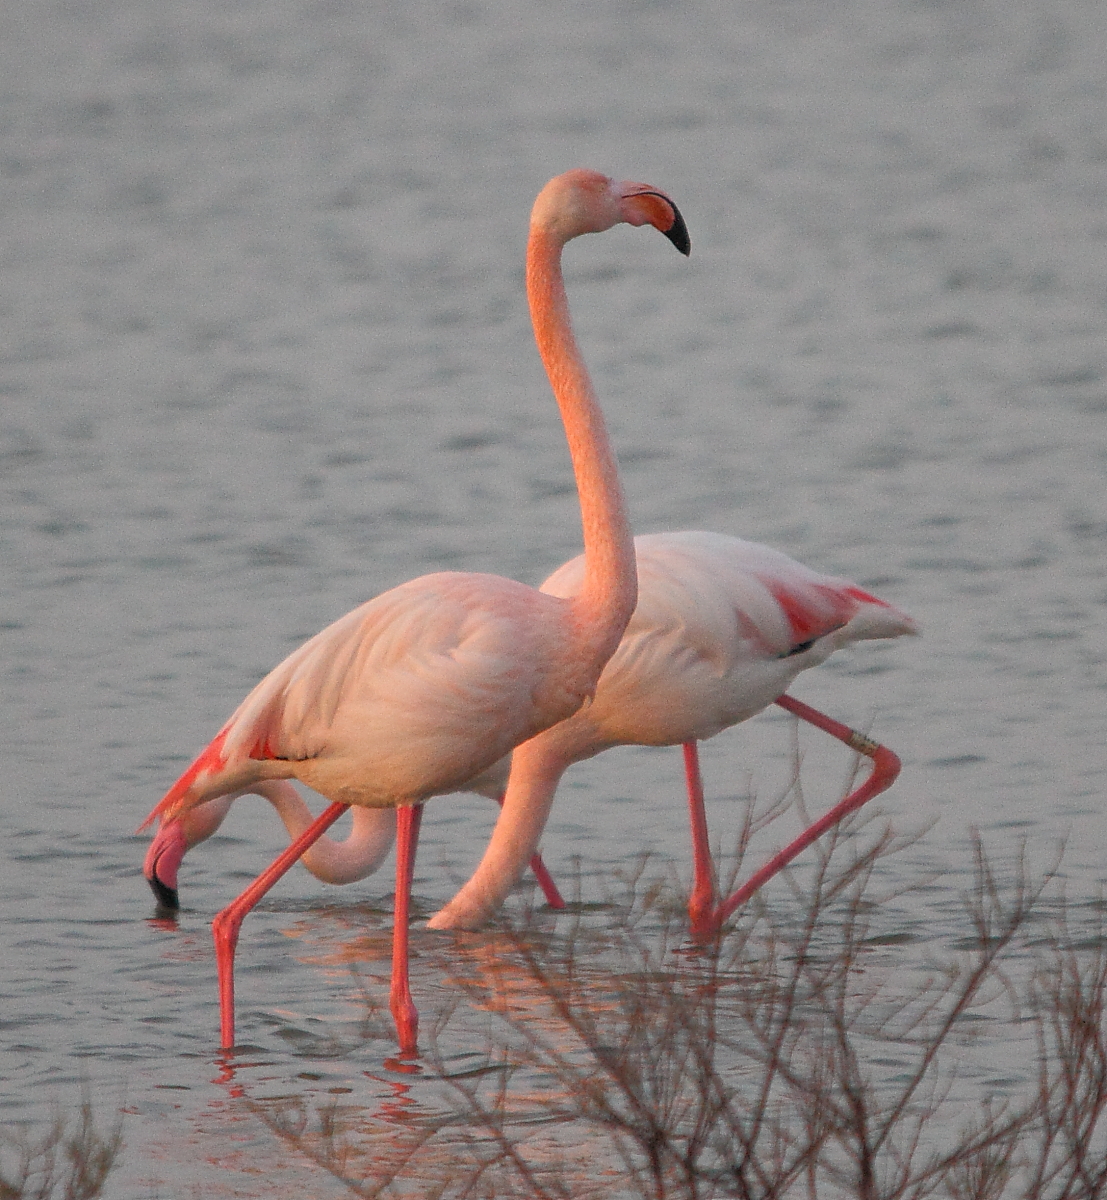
[665,204,691,257]
[148,874,180,911]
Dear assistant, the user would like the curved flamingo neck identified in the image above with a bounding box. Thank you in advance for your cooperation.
[171,783,394,886]
[255,782,394,885]
[527,226,636,670]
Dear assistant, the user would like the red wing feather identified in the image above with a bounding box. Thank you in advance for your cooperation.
[137,730,229,831]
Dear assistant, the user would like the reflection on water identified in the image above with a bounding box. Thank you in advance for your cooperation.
[2,0,1106,1192]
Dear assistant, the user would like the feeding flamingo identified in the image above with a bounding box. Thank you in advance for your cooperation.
[148,532,915,942]
[139,168,691,1055]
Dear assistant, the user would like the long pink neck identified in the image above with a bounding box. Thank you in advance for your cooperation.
[174,783,394,885]
[426,736,565,930]
[527,227,637,671]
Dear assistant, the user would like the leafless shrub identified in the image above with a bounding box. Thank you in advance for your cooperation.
[258,808,1107,1198]
[1021,895,1107,1199]
[0,1095,122,1200]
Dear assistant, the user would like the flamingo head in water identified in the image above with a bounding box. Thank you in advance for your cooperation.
[144,819,187,910]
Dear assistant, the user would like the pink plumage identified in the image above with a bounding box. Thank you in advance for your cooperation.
[141,575,587,827]
[429,531,916,930]
[140,168,692,1055]
[146,531,916,942]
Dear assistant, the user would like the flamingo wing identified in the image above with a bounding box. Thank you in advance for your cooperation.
[535,532,916,749]
[142,572,576,829]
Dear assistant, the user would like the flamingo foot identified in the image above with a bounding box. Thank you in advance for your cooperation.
[389,990,420,1057]
[687,900,718,943]
[688,695,902,941]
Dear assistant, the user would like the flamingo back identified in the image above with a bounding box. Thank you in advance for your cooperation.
[143,572,583,826]
[535,531,916,751]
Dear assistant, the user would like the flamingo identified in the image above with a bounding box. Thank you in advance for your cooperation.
[139,168,691,1055]
[148,533,915,943]
[428,531,917,936]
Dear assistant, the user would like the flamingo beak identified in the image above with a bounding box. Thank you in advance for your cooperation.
[619,185,691,256]
[144,819,186,911]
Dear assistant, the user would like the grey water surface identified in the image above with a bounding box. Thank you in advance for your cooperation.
[2,0,1106,1194]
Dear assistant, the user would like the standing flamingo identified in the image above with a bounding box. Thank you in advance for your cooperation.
[148,533,914,943]
[139,168,691,1055]
[427,531,917,936]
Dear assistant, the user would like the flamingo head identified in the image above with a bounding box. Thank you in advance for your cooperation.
[531,169,690,255]
[143,819,187,910]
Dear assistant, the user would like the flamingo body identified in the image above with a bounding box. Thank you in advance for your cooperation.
[532,531,914,752]
[428,531,915,930]
[148,533,914,931]
[140,167,691,1054]
[462,531,915,798]
[144,575,585,826]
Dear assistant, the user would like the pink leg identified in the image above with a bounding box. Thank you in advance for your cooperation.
[527,853,567,910]
[683,742,716,938]
[213,801,350,1050]
[493,794,566,909]
[691,694,902,939]
[390,804,424,1056]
